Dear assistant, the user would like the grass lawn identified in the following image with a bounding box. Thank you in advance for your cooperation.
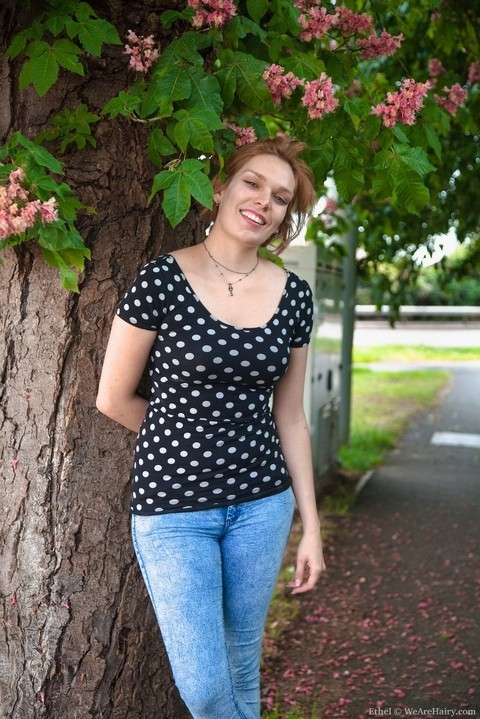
[353,344,480,364]
[338,367,451,474]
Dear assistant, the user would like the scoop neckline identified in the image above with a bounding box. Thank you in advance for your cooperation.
[166,254,291,331]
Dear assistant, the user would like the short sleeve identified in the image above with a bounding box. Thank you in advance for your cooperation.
[116,259,167,330]
[291,278,314,348]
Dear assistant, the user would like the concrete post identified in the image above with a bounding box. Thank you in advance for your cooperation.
[339,225,357,445]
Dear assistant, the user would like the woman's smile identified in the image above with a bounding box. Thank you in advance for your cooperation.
[239,209,266,226]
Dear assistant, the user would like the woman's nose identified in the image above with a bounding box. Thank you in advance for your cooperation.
[255,190,271,208]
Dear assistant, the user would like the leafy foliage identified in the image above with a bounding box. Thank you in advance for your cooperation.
[1,0,479,295]
[0,132,91,291]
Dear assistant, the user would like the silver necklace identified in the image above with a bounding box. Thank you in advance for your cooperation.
[203,243,259,297]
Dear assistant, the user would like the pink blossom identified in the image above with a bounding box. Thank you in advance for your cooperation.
[356,29,404,60]
[428,58,445,78]
[344,79,362,97]
[296,4,338,42]
[39,197,58,223]
[468,61,480,85]
[124,30,159,73]
[0,166,58,240]
[263,64,303,104]
[324,197,338,215]
[372,78,431,127]
[188,0,237,28]
[336,7,373,36]
[434,83,468,116]
[223,120,257,146]
[302,73,339,120]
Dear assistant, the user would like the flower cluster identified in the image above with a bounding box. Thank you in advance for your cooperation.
[356,29,404,60]
[302,73,339,119]
[336,7,373,36]
[262,64,302,104]
[124,30,159,73]
[323,197,339,215]
[468,61,480,85]
[223,120,257,146]
[263,65,339,121]
[428,58,445,79]
[434,83,468,117]
[0,167,58,240]
[297,5,338,42]
[372,78,431,128]
[188,0,237,28]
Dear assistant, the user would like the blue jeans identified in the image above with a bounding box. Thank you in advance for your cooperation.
[131,488,295,719]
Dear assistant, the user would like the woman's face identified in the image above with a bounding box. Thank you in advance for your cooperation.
[214,154,296,248]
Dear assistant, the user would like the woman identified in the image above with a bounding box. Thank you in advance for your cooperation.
[96,135,326,719]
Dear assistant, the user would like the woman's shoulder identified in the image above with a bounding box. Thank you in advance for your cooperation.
[137,253,177,277]
[284,268,313,297]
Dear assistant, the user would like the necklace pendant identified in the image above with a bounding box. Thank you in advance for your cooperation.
[228,283,234,297]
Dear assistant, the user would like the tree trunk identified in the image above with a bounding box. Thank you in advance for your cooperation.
[0,2,195,717]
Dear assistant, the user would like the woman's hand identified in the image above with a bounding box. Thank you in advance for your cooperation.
[288,532,326,595]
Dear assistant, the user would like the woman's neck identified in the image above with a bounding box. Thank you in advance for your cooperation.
[202,234,260,274]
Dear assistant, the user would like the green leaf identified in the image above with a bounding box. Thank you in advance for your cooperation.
[343,97,372,130]
[155,66,192,103]
[323,52,355,86]
[230,52,271,110]
[15,134,63,174]
[395,164,430,215]
[162,174,191,228]
[27,46,59,96]
[247,0,268,24]
[174,33,204,66]
[395,145,436,176]
[44,11,71,37]
[40,246,81,291]
[372,149,396,199]
[393,126,409,144]
[6,28,32,59]
[19,61,34,92]
[333,138,365,201]
[181,161,213,208]
[174,111,219,153]
[102,91,142,119]
[372,148,431,214]
[149,170,177,204]
[364,115,382,143]
[148,129,176,166]
[281,52,325,81]
[334,166,365,202]
[67,15,120,56]
[308,138,334,185]
[216,62,237,110]
[423,125,442,161]
[52,38,84,75]
[184,68,224,123]
[161,10,185,29]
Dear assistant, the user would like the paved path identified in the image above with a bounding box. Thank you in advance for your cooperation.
[262,368,480,718]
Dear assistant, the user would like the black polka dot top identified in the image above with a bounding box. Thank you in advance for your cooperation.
[116,254,313,515]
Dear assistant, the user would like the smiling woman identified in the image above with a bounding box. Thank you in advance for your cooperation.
[96,135,323,719]
[205,135,316,254]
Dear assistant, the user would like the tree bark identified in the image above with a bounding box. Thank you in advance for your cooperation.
[0,2,196,717]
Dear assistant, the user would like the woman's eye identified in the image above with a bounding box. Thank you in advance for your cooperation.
[275,195,287,205]
[245,180,257,187]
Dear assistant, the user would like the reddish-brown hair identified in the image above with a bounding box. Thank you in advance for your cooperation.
[204,135,316,254]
